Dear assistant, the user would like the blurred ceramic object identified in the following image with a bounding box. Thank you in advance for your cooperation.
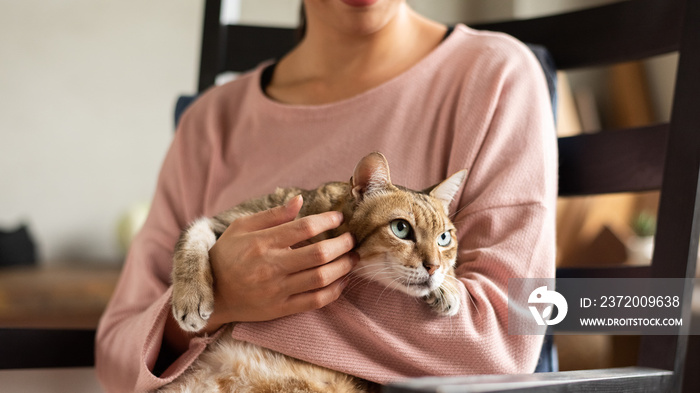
[117,202,150,254]
[626,235,654,265]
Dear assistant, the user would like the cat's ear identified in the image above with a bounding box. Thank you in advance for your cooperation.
[350,152,392,201]
[428,170,468,213]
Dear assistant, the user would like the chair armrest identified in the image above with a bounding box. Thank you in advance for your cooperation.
[383,367,673,393]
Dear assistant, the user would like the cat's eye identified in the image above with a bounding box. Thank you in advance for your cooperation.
[390,219,412,240]
[437,231,452,247]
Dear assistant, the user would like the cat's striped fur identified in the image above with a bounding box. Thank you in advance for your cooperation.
[163,152,466,393]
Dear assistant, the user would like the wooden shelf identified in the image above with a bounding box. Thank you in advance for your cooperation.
[0,265,120,329]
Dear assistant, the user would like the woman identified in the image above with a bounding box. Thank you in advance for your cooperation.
[96,0,557,391]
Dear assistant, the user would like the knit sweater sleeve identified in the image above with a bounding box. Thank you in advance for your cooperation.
[446,34,558,373]
[95,101,221,393]
[421,34,558,375]
[230,33,558,383]
[430,34,557,376]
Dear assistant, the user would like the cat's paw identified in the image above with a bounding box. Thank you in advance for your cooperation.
[171,279,214,332]
[423,280,461,317]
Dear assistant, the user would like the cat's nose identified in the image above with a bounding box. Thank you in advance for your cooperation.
[423,261,439,276]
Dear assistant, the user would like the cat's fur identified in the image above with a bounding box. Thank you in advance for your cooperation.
[162,152,467,393]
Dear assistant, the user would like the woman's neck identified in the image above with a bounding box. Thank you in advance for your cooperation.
[266,6,446,105]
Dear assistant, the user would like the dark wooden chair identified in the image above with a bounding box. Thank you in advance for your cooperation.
[2,1,698,392]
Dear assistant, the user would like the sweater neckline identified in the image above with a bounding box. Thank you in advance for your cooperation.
[249,24,470,116]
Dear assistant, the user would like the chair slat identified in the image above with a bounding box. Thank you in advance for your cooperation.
[198,0,223,92]
[471,0,684,70]
[556,266,652,279]
[558,124,668,196]
[223,25,297,74]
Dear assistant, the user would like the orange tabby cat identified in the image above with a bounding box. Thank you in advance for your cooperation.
[163,152,466,393]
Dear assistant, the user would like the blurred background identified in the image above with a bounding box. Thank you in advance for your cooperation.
[0,0,201,264]
[0,0,676,266]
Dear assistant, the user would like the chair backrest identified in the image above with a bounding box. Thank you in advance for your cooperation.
[467,2,700,391]
[470,3,699,391]
[196,1,699,391]
[474,3,697,392]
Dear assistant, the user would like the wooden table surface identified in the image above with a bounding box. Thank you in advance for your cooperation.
[0,265,120,329]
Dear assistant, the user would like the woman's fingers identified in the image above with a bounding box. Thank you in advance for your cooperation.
[233,195,304,233]
[281,251,359,296]
[281,231,355,274]
[206,198,356,323]
[266,210,345,248]
[231,198,345,252]
[282,277,350,317]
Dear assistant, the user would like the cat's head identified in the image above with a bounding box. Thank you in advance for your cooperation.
[347,152,467,298]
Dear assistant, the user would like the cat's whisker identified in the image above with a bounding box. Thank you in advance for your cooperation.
[345,265,395,292]
[446,296,457,338]
[375,274,412,306]
[464,288,480,317]
[345,273,380,292]
[350,264,392,276]
[448,217,468,226]
[358,265,395,278]
[443,275,480,317]
[349,262,390,275]
[449,196,476,220]
[376,277,400,305]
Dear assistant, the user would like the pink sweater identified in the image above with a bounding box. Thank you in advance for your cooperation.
[96,24,557,392]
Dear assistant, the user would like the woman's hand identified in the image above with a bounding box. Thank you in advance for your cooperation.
[202,195,357,334]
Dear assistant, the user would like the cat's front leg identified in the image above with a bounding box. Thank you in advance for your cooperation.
[423,277,461,317]
[171,217,221,332]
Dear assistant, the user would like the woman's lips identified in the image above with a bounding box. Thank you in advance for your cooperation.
[340,0,379,7]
